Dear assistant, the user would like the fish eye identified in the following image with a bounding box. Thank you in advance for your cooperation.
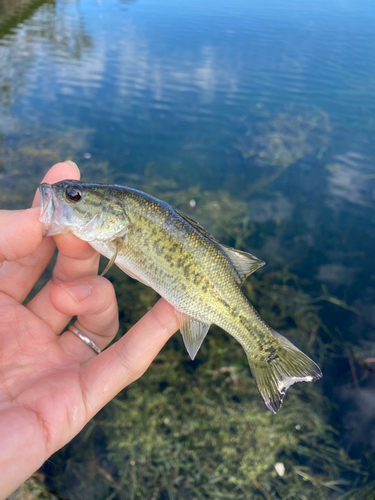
[65,185,82,203]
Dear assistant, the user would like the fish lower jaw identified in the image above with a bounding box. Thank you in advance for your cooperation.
[42,222,71,237]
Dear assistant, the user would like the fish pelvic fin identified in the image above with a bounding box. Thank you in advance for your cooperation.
[175,311,210,360]
[246,330,322,413]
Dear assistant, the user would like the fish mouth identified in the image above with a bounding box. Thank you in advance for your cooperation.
[39,183,68,236]
[39,183,55,236]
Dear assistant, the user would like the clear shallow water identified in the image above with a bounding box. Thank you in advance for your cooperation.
[1,0,375,498]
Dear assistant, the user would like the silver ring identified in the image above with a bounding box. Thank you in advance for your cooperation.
[68,325,101,354]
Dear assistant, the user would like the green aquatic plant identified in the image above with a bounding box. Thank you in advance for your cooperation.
[3,153,367,498]
[237,108,331,169]
[57,264,356,500]
[0,124,92,209]
[7,472,59,500]
[141,182,252,249]
[338,480,375,500]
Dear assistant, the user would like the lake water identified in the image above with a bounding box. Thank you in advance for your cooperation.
[1,0,375,498]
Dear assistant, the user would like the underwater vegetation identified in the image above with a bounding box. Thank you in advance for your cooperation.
[5,109,374,499]
[0,124,94,209]
[237,108,331,169]
[7,473,59,500]
[28,263,365,500]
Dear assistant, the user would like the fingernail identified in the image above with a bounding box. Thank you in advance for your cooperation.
[59,282,92,302]
[65,160,79,172]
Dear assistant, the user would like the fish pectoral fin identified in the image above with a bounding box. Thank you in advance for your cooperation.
[246,330,322,414]
[175,311,210,360]
[219,244,265,285]
[100,238,122,277]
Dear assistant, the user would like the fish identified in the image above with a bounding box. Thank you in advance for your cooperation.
[39,180,322,413]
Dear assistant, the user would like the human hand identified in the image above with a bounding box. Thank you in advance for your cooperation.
[0,162,178,499]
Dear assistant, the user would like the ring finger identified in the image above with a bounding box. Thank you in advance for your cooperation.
[50,275,119,364]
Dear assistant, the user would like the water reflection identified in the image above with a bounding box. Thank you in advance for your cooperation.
[326,152,375,210]
[0,0,49,29]
[248,196,293,224]
[0,0,92,109]
[316,264,359,287]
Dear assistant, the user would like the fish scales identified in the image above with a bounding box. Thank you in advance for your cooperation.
[96,212,250,333]
[39,180,322,413]
[100,199,266,349]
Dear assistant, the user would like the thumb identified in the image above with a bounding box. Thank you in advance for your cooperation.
[0,160,81,269]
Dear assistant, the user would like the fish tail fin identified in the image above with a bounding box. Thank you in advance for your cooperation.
[246,330,322,413]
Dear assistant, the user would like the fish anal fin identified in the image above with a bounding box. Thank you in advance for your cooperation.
[220,244,265,285]
[246,330,322,413]
[175,311,210,360]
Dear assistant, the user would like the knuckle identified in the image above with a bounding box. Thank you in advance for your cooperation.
[115,344,144,381]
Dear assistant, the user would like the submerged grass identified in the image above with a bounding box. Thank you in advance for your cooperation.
[237,107,331,169]
[4,112,372,499]
[94,262,360,500]
[89,182,365,499]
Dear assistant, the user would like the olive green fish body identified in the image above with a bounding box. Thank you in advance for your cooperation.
[89,194,269,351]
[39,181,322,413]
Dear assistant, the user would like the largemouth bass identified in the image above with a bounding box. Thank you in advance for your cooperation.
[39,180,322,412]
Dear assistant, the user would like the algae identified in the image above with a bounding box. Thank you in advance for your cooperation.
[44,263,362,500]
[8,473,60,500]
[1,118,371,499]
[237,108,331,169]
[55,192,363,499]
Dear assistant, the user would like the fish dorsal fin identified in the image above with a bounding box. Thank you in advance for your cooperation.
[173,207,218,243]
[219,244,265,285]
[175,311,210,360]
[173,207,265,284]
